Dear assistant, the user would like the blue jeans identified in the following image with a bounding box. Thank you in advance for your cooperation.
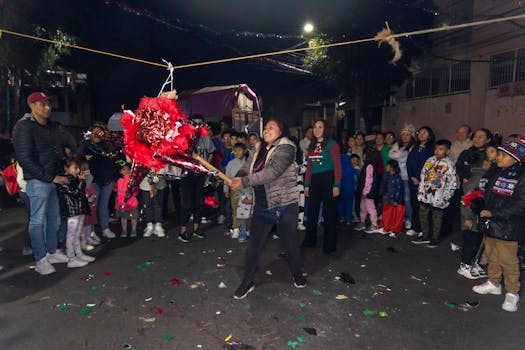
[337,188,355,222]
[402,180,412,221]
[93,182,114,230]
[26,179,60,261]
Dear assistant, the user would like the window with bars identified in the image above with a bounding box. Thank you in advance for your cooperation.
[489,49,525,87]
[406,62,471,99]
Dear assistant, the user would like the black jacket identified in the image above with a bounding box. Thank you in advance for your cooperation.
[480,163,525,242]
[12,114,65,183]
[456,146,486,183]
[56,174,90,218]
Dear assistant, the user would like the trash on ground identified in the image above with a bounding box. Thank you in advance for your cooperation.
[123,344,132,349]
[103,271,112,276]
[339,272,356,284]
[190,282,205,289]
[409,274,423,282]
[363,309,376,316]
[224,334,232,342]
[164,334,173,343]
[449,242,461,251]
[90,286,98,291]
[296,313,306,320]
[217,257,228,267]
[57,303,67,311]
[336,294,349,300]
[297,336,306,343]
[219,281,227,288]
[313,289,323,296]
[170,278,181,286]
[153,307,163,314]
[223,341,256,350]
[443,300,457,309]
[265,270,272,276]
[287,340,298,348]
[299,301,306,308]
[80,274,94,282]
[303,327,317,336]
[136,262,153,270]
[145,297,153,302]
[379,311,389,317]
[457,301,480,312]
[80,306,93,315]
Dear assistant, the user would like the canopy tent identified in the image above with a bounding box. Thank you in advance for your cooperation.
[107,112,124,131]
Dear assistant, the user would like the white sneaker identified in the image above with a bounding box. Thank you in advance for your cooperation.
[472,280,502,295]
[376,227,388,235]
[405,220,412,229]
[502,292,519,312]
[471,263,487,278]
[457,263,477,280]
[67,257,89,268]
[201,217,211,224]
[77,254,96,263]
[90,232,102,243]
[81,240,95,252]
[365,225,382,234]
[46,251,69,264]
[87,236,100,246]
[154,223,165,237]
[102,228,116,239]
[143,223,154,237]
[224,228,232,236]
[406,229,418,236]
[231,228,240,239]
[298,223,306,231]
[354,223,366,231]
[217,214,226,224]
[35,257,56,275]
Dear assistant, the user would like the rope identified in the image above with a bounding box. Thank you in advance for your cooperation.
[1,13,524,70]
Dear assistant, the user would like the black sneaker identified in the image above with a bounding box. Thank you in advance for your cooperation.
[178,232,191,243]
[233,281,255,300]
[193,231,205,239]
[427,240,439,248]
[293,275,307,289]
[412,236,431,245]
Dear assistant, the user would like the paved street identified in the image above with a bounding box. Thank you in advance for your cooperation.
[0,205,523,350]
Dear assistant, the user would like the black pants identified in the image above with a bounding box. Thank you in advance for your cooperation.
[441,189,461,237]
[303,171,338,254]
[242,203,302,284]
[409,186,422,233]
[142,188,165,223]
[461,230,484,265]
[164,179,181,218]
[179,173,206,226]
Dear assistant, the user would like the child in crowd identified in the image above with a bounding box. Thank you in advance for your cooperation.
[338,153,357,224]
[115,164,139,238]
[412,139,457,248]
[236,187,253,243]
[379,159,403,235]
[472,137,525,312]
[346,135,356,156]
[224,143,248,239]
[355,147,381,233]
[457,150,489,279]
[350,154,362,222]
[56,158,95,268]
[80,159,100,251]
[140,167,168,238]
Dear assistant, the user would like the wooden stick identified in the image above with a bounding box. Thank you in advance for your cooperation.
[192,153,232,185]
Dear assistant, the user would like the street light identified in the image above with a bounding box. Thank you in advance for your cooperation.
[303,23,314,34]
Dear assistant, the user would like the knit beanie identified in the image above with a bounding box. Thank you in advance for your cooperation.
[400,124,416,137]
[498,137,525,162]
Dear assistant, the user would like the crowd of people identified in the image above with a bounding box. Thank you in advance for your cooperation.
[1,91,525,312]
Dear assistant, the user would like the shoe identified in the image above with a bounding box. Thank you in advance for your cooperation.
[90,232,102,243]
[130,231,137,238]
[35,257,56,275]
[22,246,33,256]
[178,232,191,243]
[194,230,205,239]
[224,228,232,236]
[81,240,95,252]
[365,225,382,234]
[46,251,69,264]
[412,236,431,245]
[102,228,116,239]
[231,228,240,239]
[427,240,439,248]
[354,223,366,231]
[121,231,128,238]
[293,275,307,288]
[417,232,424,238]
[86,235,100,246]
[272,234,279,240]
[405,220,412,229]
[77,254,96,263]
[388,232,396,238]
[471,263,487,278]
[200,217,211,224]
[472,280,502,295]
[233,280,255,300]
[298,223,306,231]
[502,292,519,312]
[67,257,89,268]
[375,227,388,235]
[154,223,165,237]
[238,232,248,242]
[457,263,477,280]
[217,214,226,224]
[143,223,154,237]
[406,229,418,236]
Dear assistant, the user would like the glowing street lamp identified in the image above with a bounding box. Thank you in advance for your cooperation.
[303,23,314,34]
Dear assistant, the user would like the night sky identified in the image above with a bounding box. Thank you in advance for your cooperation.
[2,0,436,123]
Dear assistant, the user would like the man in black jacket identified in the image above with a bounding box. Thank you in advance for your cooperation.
[12,92,70,275]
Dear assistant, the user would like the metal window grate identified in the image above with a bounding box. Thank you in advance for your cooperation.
[414,72,431,97]
[516,48,525,82]
[431,67,450,95]
[450,62,471,92]
[489,51,515,87]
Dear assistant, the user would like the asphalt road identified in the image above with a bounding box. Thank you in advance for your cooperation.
[0,206,523,350]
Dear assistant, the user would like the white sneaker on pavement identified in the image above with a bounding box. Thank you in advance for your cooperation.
[102,228,116,239]
[365,225,382,234]
[154,223,165,237]
[406,229,418,236]
[298,223,306,231]
[35,257,56,275]
[231,228,240,239]
[143,223,154,237]
[472,280,502,295]
[81,240,95,252]
[67,257,89,268]
[502,292,519,312]
[46,251,69,264]
[457,263,477,280]
[77,254,96,263]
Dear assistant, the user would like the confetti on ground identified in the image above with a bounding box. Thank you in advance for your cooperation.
[379,311,389,317]
[164,334,173,343]
[145,297,153,302]
[136,262,153,270]
[219,281,227,288]
[296,313,306,320]
[154,307,164,315]
[57,303,67,311]
[190,282,205,289]
[409,275,423,282]
[443,301,457,309]
[297,336,306,343]
[450,242,461,251]
[139,317,156,323]
[303,328,317,336]
[313,290,323,296]
[170,278,181,286]
[90,286,98,291]
[224,334,233,342]
[80,274,94,282]
[265,270,272,276]
[363,309,377,316]
[80,306,93,315]
[335,295,348,300]
[299,302,306,308]
[103,271,112,276]
[287,341,298,348]
[457,301,480,312]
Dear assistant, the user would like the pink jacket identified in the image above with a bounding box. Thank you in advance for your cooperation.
[116,175,138,211]
[363,164,374,196]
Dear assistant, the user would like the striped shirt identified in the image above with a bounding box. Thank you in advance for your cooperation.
[304,139,342,188]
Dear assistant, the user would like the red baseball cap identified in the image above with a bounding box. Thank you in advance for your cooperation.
[27,92,55,106]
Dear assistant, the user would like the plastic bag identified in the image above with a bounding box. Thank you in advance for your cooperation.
[380,203,405,233]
